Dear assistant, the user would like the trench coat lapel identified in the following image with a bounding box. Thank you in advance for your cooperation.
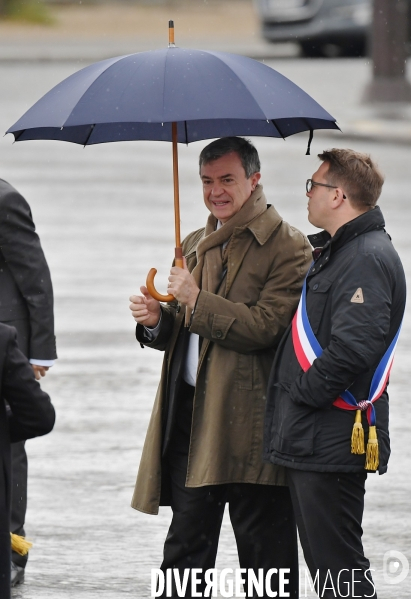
[196,234,255,367]
[225,205,282,296]
[197,207,283,367]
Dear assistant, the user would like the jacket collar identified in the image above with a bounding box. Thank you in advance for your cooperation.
[308,206,385,254]
[306,206,386,276]
[185,187,281,255]
[224,199,282,297]
[242,203,283,246]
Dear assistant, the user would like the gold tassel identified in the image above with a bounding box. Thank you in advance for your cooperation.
[365,425,379,471]
[351,410,365,454]
[10,533,32,556]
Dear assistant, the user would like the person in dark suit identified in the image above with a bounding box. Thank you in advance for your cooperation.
[0,323,55,599]
[0,178,57,586]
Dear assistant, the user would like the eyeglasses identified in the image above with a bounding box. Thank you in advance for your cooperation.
[306,179,340,193]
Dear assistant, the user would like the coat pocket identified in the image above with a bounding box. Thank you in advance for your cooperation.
[307,277,333,334]
[272,384,317,456]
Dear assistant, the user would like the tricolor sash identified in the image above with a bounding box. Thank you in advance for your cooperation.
[292,275,402,469]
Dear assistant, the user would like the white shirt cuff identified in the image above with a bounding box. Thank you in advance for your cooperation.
[30,359,55,367]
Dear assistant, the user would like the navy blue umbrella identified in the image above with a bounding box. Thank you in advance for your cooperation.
[8,49,338,146]
[7,22,339,300]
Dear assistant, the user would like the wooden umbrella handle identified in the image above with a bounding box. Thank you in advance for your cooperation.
[146,268,174,302]
[146,247,183,302]
[147,121,183,302]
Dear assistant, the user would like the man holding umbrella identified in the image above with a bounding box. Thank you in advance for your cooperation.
[130,137,311,597]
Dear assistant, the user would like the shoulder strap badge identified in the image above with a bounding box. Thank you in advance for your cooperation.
[351,288,364,304]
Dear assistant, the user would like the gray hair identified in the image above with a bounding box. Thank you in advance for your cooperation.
[199,137,261,178]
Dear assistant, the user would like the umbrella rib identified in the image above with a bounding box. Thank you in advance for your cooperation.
[12,131,24,142]
[206,52,272,121]
[109,56,150,124]
[64,54,137,129]
[61,55,129,129]
[271,120,286,140]
[83,124,95,147]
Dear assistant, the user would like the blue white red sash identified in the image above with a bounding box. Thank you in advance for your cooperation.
[292,277,402,426]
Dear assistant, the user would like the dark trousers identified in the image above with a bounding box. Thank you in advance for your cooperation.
[159,382,299,599]
[10,441,28,568]
[9,317,30,568]
[0,532,11,599]
[1,465,11,599]
[286,468,376,599]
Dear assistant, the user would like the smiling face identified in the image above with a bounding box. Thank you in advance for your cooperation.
[200,152,261,224]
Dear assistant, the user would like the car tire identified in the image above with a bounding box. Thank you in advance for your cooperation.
[300,41,325,57]
[341,38,367,57]
[300,37,367,58]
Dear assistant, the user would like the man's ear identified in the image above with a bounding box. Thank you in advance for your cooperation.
[331,187,345,210]
[250,172,261,190]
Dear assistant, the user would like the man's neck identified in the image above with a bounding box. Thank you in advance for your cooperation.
[326,208,371,237]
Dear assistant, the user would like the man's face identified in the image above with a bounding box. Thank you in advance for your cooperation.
[306,161,335,230]
[200,152,261,224]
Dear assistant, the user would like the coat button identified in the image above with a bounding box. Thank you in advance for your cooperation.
[313,283,319,291]
[215,330,222,338]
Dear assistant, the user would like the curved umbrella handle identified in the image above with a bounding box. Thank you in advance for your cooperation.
[146,268,175,303]
[146,248,184,303]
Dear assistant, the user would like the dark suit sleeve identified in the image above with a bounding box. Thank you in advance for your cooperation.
[0,181,56,360]
[3,327,55,443]
[136,305,177,351]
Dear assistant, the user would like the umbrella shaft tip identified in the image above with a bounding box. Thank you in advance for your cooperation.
[169,20,175,46]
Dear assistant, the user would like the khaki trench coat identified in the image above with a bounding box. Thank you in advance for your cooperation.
[132,203,311,515]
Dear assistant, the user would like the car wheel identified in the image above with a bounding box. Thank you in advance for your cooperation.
[300,41,325,57]
[341,38,367,57]
[300,38,367,58]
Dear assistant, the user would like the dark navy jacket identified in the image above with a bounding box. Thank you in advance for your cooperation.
[264,207,406,474]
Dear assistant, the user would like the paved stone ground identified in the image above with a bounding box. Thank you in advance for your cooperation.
[0,57,410,598]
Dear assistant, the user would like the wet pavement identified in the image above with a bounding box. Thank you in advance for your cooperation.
[0,57,410,598]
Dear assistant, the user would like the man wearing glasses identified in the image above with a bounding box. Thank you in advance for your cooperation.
[264,148,406,598]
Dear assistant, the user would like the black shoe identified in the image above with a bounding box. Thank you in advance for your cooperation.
[11,563,25,587]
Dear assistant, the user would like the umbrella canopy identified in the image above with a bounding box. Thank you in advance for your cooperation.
[7,47,338,145]
[6,31,339,300]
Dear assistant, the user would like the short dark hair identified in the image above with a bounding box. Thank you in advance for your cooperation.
[199,137,260,178]
[318,148,385,209]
